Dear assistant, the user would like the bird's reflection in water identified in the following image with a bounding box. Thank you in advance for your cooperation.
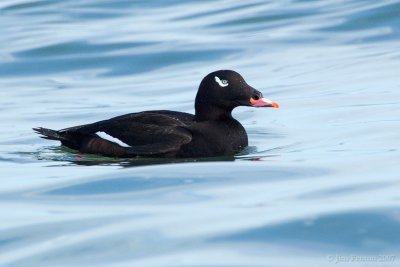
[31,145,280,168]
[37,146,235,168]
[72,155,236,168]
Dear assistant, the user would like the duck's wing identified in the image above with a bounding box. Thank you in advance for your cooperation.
[59,111,193,156]
[124,129,191,156]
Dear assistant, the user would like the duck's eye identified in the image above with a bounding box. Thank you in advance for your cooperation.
[215,76,229,87]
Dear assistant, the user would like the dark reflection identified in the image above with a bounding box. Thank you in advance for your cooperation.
[68,155,236,168]
[33,146,236,168]
[22,144,291,167]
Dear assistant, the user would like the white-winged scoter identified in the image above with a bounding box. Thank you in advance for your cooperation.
[34,70,279,158]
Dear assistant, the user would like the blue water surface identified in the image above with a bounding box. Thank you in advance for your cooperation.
[1,0,400,266]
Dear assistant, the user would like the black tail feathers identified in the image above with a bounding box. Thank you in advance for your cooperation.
[33,127,69,141]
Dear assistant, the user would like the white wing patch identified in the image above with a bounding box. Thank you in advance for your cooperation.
[96,131,130,147]
[215,76,229,87]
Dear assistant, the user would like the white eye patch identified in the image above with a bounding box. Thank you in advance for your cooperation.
[215,76,229,87]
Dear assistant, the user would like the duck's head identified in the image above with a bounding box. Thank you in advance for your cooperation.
[195,70,279,121]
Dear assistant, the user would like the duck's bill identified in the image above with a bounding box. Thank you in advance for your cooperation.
[250,97,279,108]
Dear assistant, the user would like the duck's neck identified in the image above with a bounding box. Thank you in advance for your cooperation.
[194,103,233,122]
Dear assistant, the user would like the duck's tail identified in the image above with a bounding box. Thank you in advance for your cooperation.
[33,127,69,141]
[33,127,128,157]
